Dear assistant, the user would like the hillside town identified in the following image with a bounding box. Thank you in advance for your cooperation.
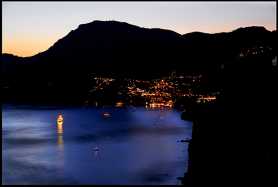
[85,72,218,109]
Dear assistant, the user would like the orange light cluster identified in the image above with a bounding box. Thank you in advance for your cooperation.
[115,101,124,107]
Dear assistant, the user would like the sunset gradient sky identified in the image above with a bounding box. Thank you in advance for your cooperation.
[2,1,276,57]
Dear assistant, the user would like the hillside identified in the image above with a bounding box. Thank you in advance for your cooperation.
[2,20,276,104]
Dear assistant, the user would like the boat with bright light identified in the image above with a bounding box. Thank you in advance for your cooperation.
[57,114,64,125]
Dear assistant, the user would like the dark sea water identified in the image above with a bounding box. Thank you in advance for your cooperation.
[2,105,192,185]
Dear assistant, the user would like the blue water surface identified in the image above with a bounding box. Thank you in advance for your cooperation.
[2,105,192,185]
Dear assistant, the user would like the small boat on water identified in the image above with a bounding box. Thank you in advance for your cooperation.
[93,147,99,151]
[102,112,111,118]
[129,105,136,112]
[178,139,191,143]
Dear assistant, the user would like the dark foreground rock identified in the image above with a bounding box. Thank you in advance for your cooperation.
[180,56,276,186]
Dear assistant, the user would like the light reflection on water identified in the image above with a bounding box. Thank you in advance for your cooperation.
[2,106,192,185]
[57,133,64,148]
[56,118,65,180]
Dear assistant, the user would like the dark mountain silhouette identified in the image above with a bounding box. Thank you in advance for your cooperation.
[3,21,275,74]
[2,20,276,104]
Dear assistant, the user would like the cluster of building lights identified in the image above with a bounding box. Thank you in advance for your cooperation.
[239,45,272,58]
[196,96,217,103]
[90,77,115,92]
[89,73,218,109]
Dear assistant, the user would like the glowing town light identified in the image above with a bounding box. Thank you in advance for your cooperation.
[115,101,124,107]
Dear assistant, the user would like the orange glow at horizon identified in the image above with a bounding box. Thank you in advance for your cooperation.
[2,35,60,57]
